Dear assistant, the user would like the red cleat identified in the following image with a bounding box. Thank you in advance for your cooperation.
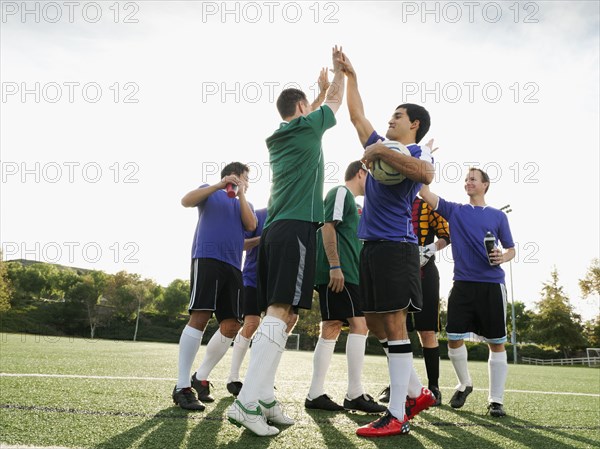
[356,411,410,437]
[406,387,437,420]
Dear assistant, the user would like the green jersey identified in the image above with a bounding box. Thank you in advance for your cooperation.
[264,105,336,228]
[315,185,362,286]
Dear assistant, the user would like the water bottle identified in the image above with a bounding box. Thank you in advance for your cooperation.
[484,231,496,265]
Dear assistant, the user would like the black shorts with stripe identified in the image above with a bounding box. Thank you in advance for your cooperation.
[316,282,364,324]
[446,281,507,341]
[242,286,261,318]
[359,241,422,313]
[257,219,317,312]
[189,258,242,322]
[407,260,440,332]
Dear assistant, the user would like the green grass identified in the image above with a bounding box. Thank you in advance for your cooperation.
[0,333,598,449]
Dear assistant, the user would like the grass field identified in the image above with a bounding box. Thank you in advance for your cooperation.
[0,333,598,449]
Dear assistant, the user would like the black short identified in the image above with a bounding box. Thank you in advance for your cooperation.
[257,220,317,312]
[242,286,261,318]
[407,262,440,332]
[316,283,364,323]
[189,258,242,322]
[446,281,507,342]
[359,241,422,313]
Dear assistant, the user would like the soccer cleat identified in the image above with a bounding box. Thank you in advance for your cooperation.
[227,381,243,397]
[405,387,437,419]
[191,373,214,402]
[227,399,279,436]
[343,394,387,414]
[378,385,390,403]
[450,385,473,409]
[305,394,344,411]
[356,411,410,437]
[429,386,442,406]
[260,399,295,425]
[487,402,506,417]
[172,386,205,411]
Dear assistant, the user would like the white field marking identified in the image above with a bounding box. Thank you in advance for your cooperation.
[1,373,599,398]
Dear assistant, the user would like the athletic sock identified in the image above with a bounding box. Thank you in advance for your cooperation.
[176,325,203,389]
[195,329,233,380]
[237,316,287,407]
[488,350,508,404]
[228,332,251,383]
[448,344,472,391]
[260,333,288,403]
[346,333,367,399]
[387,339,413,420]
[423,346,440,389]
[379,338,389,356]
[407,366,424,398]
[307,337,337,400]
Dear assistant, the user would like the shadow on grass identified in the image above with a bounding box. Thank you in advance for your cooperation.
[343,410,426,448]
[94,406,189,449]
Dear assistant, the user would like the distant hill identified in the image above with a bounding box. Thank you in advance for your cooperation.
[7,259,93,275]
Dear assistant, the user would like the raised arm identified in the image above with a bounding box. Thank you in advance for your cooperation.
[339,52,375,146]
[236,180,257,232]
[181,176,233,207]
[323,45,346,115]
[310,67,330,111]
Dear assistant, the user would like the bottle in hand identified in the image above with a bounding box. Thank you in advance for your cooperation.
[484,231,496,266]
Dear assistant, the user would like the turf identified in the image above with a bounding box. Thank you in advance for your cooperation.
[0,333,598,449]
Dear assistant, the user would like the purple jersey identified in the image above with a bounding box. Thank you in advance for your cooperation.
[242,208,267,287]
[358,131,433,242]
[191,185,253,271]
[436,198,514,283]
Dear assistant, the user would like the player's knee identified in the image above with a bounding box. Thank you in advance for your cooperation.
[418,330,437,347]
[219,319,241,338]
[320,320,343,339]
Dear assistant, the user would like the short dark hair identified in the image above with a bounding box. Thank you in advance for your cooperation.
[345,160,366,182]
[221,162,249,179]
[468,167,490,193]
[396,103,430,144]
[276,88,308,119]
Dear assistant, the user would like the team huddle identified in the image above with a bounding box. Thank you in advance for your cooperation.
[172,46,516,438]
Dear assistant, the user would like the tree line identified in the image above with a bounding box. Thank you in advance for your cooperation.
[0,253,598,358]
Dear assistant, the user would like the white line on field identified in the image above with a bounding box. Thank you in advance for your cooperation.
[1,372,599,398]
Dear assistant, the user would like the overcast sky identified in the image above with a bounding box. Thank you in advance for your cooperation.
[1,1,599,321]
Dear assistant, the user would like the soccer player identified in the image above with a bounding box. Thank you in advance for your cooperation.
[226,46,346,436]
[339,53,437,438]
[379,198,450,406]
[305,161,386,414]
[172,162,257,411]
[419,168,515,417]
[226,70,331,396]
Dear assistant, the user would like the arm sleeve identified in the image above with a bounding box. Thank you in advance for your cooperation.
[305,105,337,138]
[498,213,515,249]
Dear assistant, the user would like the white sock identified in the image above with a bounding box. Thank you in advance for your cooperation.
[228,333,251,383]
[308,338,337,400]
[488,350,508,404]
[387,340,412,420]
[176,325,203,389]
[195,329,233,380]
[448,345,472,391]
[346,333,367,399]
[407,366,424,398]
[379,338,389,356]
[237,316,287,407]
[260,335,288,403]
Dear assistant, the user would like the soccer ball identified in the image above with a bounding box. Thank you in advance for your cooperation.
[369,140,411,185]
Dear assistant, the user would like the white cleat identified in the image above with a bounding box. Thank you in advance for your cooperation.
[260,399,295,425]
[227,400,279,436]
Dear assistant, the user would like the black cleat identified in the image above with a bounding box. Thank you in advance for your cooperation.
[487,402,506,417]
[450,386,473,409]
[344,393,387,414]
[430,386,442,406]
[378,385,390,404]
[191,373,214,402]
[305,394,344,411]
[172,386,205,411]
[227,381,243,397]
